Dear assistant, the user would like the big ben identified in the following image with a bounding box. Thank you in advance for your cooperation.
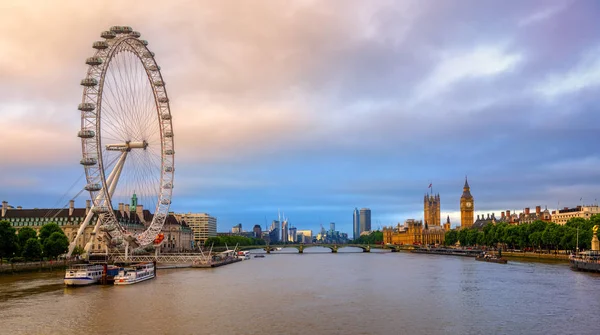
[460,177,474,228]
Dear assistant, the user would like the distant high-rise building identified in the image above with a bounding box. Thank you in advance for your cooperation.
[296,229,313,244]
[289,226,297,243]
[330,222,335,232]
[282,220,289,244]
[353,208,360,240]
[359,208,371,234]
[232,223,242,234]
[269,228,280,243]
[270,220,280,232]
[253,224,262,238]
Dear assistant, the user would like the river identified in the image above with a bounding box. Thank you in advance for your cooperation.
[1,247,599,335]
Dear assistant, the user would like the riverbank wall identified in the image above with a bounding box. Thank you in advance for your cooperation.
[500,251,569,262]
[0,259,78,274]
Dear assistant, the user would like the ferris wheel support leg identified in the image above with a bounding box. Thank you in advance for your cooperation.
[85,151,128,255]
[67,152,128,258]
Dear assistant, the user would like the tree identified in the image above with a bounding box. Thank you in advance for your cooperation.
[444,230,458,246]
[0,220,18,264]
[43,232,69,259]
[22,238,42,261]
[355,231,383,244]
[72,246,85,256]
[39,223,64,245]
[17,227,37,252]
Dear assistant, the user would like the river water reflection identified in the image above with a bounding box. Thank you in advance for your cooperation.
[1,248,599,335]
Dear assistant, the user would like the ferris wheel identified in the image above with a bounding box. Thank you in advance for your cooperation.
[67,26,174,257]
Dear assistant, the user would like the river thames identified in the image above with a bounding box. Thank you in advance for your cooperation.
[1,248,599,335]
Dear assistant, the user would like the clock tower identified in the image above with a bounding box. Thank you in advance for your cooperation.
[460,177,474,228]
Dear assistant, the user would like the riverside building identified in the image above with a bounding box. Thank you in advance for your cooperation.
[551,205,600,225]
[174,212,217,246]
[1,198,193,252]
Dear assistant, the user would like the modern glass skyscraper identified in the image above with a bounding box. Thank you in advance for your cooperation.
[353,208,360,240]
[359,208,371,234]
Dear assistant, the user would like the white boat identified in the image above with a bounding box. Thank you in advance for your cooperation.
[236,251,250,260]
[114,262,155,285]
[64,264,105,286]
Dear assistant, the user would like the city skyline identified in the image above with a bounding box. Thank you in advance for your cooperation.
[1,1,600,234]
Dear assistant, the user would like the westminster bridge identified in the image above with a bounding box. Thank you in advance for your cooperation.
[235,244,416,253]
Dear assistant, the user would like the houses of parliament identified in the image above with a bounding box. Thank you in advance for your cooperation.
[383,178,474,245]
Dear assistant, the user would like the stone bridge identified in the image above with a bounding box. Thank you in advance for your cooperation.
[236,244,413,253]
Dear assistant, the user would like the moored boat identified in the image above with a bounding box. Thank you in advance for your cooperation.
[476,253,508,264]
[64,264,105,286]
[114,262,155,285]
[254,254,265,258]
[569,251,600,273]
[237,251,250,260]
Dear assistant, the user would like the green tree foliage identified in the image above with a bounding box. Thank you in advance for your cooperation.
[0,220,18,264]
[72,246,85,256]
[22,238,43,261]
[442,216,600,252]
[17,227,37,252]
[39,223,64,245]
[204,235,266,247]
[443,230,458,246]
[43,232,69,259]
[354,231,383,244]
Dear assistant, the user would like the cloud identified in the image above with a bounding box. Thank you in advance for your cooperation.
[535,46,600,99]
[518,1,571,27]
[413,43,523,104]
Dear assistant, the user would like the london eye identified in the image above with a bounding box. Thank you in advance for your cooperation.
[67,26,174,257]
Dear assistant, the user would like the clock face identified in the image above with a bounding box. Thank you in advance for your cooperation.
[466,202,472,208]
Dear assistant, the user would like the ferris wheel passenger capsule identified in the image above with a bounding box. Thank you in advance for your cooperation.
[143,51,155,58]
[84,183,101,191]
[158,97,169,103]
[161,113,171,120]
[164,131,173,138]
[165,149,174,155]
[80,78,98,87]
[101,31,116,39]
[148,65,160,71]
[77,129,95,138]
[131,31,141,38]
[122,26,133,34]
[86,57,103,66]
[154,80,164,86]
[78,103,96,111]
[161,199,171,205]
[93,41,109,49]
[165,166,174,172]
[110,26,125,34]
[163,183,173,189]
[140,40,148,46]
[80,157,97,166]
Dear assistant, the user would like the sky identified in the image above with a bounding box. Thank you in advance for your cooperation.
[1,0,600,235]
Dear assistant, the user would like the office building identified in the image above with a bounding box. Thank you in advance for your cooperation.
[359,208,371,234]
[175,212,217,246]
[353,208,360,240]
